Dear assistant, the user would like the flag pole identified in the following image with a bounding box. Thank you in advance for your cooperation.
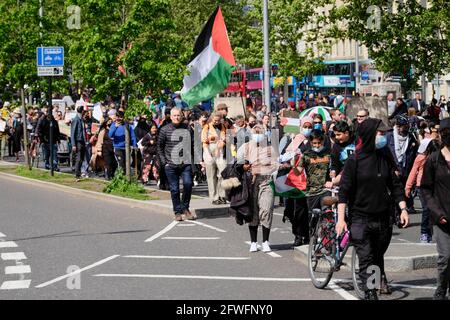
[263,0,271,128]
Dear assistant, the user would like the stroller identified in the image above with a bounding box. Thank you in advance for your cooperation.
[57,134,72,167]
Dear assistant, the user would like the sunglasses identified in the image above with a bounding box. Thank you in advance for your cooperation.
[357,115,367,118]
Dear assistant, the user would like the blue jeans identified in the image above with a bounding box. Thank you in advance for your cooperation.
[418,188,432,236]
[164,164,193,215]
[42,143,58,169]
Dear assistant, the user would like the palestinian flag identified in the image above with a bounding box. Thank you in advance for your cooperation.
[280,117,301,134]
[270,169,307,199]
[181,7,236,107]
[270,155,307,199]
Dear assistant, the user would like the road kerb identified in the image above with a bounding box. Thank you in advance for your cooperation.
[293,244,438,272]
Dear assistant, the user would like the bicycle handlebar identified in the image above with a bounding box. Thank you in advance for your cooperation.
[324,188,340,194]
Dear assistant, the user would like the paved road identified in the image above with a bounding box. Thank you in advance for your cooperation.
[0,174,438,300]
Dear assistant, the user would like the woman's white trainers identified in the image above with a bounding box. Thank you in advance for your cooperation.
[262,241,271,252]
[249,242,258,252]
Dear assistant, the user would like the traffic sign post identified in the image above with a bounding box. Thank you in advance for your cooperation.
[37,46,64,176]
[37,67,64,76]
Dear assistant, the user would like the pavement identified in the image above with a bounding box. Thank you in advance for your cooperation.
[0,175,441,300]
[0,154,439,274]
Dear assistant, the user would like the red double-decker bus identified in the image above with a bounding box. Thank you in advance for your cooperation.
[223,67,263,97]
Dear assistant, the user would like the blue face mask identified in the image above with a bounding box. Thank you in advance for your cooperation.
[375,135,387,149]
[252,134,265,144]
[312,146,324,153]
[302,128,312,137]
[313,123,323,130]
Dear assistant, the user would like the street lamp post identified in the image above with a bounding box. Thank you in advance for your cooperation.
[263,0,271,128]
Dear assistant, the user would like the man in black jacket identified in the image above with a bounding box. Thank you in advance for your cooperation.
[71,105,87,180]
[157,107,196,221]
[421,118,450,300]
[36,107,60,171]
[411,92,426,115]
[386,115,418,213]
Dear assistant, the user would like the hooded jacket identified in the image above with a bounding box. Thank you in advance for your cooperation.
[339,118,404,217]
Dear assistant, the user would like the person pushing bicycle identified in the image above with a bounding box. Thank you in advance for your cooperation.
[335,118,409,300]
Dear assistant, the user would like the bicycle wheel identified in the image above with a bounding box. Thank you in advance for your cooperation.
[351,246,366,300]
[308,216,335,289]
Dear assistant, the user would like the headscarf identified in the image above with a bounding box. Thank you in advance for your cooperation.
[355,118,381,160]
[300,116,313,127]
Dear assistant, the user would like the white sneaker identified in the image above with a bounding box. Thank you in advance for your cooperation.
[262,241,271,252]
[249,242,258,252]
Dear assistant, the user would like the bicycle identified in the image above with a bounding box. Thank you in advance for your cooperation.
[307,188,365,299]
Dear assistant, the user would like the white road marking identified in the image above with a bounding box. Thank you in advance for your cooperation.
[123,255,250,260]
[35,255,120,288]
[0,280,31,290]
[162,237,220,240]
[245,242,282,258]
[394,238,412,243]
[328,281,359,300]
[145,221,178,242]
[0,241,18,248]
[392,284,437,290]
[190,221,227,233]
[94,274,315,282]
[176,223,196,227]
[5,265,31,275]
[273,212,283,217]
[1,252,27,260]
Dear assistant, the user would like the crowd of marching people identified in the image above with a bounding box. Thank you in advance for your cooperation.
[1,90,449,300]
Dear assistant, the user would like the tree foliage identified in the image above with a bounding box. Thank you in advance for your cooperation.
[329,0,450,89]
[1,0,335,102]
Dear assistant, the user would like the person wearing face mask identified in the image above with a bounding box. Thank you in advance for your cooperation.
[279,117,313,246]
[237,125,280,253]
[312,114,332,153]
[421,118,450,300]
[386,115,419,214]
[336,118,409,300]
[293,129,332,214]
[329,121,355,186]
[202,112,227,205]
[246,114,257,130]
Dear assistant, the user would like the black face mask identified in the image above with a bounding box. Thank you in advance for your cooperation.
[442,133,450,147]
[249,123,256,128]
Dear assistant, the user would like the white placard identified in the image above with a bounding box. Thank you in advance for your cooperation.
[93,103,103,122]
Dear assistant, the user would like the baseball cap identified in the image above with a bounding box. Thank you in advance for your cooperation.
[395,115,409,126]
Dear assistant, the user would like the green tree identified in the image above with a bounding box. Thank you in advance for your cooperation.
[0,0,72,101]
[329,0,450,92]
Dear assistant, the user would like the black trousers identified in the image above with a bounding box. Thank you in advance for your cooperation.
[74,142,86,178]
[103,149,117,179]
[114,149,126,172]
[350,214,393,292]
[284,197,309,241]
[435,227,450,294]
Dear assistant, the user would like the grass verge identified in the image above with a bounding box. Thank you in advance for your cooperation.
[0,166,158,201]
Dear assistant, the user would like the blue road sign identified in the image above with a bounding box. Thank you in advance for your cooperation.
[36,47,64,67]
[361,71,369,81]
